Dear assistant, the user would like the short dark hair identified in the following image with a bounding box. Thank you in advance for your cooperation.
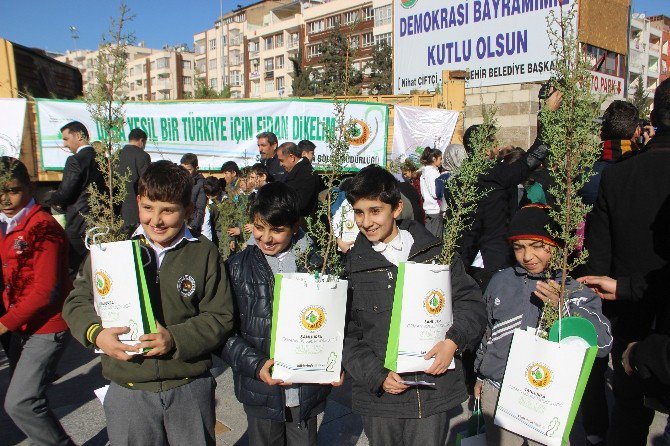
[60,121,89,140]
[138,161,193,207]
[0,157,30,186]
[249,163,268,178]
[652,77,670,131]
[221,161,241,175]
[298,139,316,153]
[420,147,442,166]
[180,153,198,168]
[256,131,278,146]
[203,175,223,196]
[601,100,639,141]
[129,128,148,142]
[250,182,300,227]
[278,142,301,157]
[346,165,401,209]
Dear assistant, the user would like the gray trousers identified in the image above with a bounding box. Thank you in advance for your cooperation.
[103,376,216,446]
[424,213,444,239]
[246,406,317,446]
[361,411,449,446]
[4,331,74,446]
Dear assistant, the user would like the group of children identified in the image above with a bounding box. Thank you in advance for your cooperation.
[1,150,612,446]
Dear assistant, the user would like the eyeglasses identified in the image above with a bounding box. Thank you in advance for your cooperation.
[0,187,24,195]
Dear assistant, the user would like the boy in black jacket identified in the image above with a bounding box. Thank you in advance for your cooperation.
[342,165,486,446]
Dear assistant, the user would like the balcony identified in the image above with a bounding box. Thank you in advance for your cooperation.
[230,57,243,66]
[287,38,300,52]
[249,71,261,80]
[264,70,274,80]
[195,45,206,55]
[155,79,172,92]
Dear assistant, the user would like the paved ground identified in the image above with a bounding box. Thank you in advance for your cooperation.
[0,340,667,445]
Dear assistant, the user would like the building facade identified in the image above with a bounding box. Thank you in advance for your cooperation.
[57,44,195,101]
[649,15,670,83]
[628,13,663,99]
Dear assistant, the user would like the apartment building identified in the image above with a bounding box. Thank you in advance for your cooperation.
[193,0,294,98]
[628,13,663,98]
[57,44,195,101]
[649,15,670,83]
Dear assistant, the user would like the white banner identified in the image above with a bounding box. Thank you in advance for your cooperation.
[393,0,576,92]
[391,105,459,162]
[35,99,388,171]
[0,98,27,158]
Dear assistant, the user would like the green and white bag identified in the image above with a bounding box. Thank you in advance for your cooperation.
[270,273,347,383]
[91,239,156,348]
[495,317,599,446]
[384,262,454,373]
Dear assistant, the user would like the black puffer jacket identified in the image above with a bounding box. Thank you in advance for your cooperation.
[221,244,331,422]
[343,219,486,418]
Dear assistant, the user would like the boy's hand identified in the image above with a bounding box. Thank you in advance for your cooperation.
[227,227,241,236]
[535,280,560,306]
[622,342,637,375]
[259,359,284,386]
[474,380,483,399]
[244,223,253,234]
[382,371,409,394]
[139,322,174,357]
[424,339,458,375]
[95,327,139,361]
[577,276,617,301]
[0,322,8,335]
[336,238,355,253]
[330,372,345,387]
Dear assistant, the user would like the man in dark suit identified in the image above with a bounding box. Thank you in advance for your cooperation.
[257,131,287,183]
[585,77,670,446]
[118,128,151,233]
[277,142,318,219]
[48,121,104,275]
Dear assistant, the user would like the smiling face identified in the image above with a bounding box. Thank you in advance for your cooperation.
[138,195,192,248]
[511,239,554,275]
[352,197,403,244]
[251,214,297,256]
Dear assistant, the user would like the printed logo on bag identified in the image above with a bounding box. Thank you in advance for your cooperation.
[94,270,112,297]
[177,275,196,298]
[526,363,552,388]
[300,306,326,331]
[344,219,355,230]
[424,290,445,315]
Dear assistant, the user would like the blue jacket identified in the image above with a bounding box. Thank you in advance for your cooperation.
[475,266,613,385]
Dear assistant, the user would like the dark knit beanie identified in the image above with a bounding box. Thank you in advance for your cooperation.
[507,204,558,247]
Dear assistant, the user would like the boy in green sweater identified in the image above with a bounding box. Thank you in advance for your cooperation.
[63,160,234,445]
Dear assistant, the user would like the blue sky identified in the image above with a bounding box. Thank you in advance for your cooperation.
[1,0,669,54]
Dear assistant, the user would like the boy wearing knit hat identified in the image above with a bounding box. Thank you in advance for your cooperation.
[473,205,612,446]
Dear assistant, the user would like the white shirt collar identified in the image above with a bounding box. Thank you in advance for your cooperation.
[76,144,92,154]
[371,228,414,266]
[372,228,404,253]
[0,199,36,235]
[132,224,197,267]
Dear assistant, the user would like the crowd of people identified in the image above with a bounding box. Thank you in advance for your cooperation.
[0,77,669,446]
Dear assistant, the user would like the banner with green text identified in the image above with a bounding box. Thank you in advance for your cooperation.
[35,99,389,171]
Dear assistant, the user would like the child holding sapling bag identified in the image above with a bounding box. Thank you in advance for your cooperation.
[222,182,338,446]
[474,204,612,446]
[342,165,486,446]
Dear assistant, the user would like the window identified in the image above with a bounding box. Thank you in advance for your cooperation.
[275,55,284,69]
[157,57,170,69]
[275,33,283,48]
[129,67,134,76]
[308,44,322,58]
[182,60,191,70]
[253,83,260,95]
[264,58,274,72]
[249,41,259,53]
[362,32,374,48]
[221,35,228,46]
[374,5,392,26]
[183,76,192,85]
[375,32,392,47]
[265,80,274,92]
[265,37,273,50]
[326,15,340,29]
[276,76,285,91]
[209,58,217,70]
[231,71,242,86]
[209,39,216,50]
[363,6,374,21]
[210,78,217,88]
[308,20,324,34]
[349,36,359,49]
[344,10,359,25]
[151,92,156,100]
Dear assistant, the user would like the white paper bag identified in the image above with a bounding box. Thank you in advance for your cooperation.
[270,273,347,383]
[90,240,156,347]
[385,262,454,373]
[333,201,359,243]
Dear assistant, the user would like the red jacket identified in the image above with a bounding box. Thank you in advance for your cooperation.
[0,205,71,334]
